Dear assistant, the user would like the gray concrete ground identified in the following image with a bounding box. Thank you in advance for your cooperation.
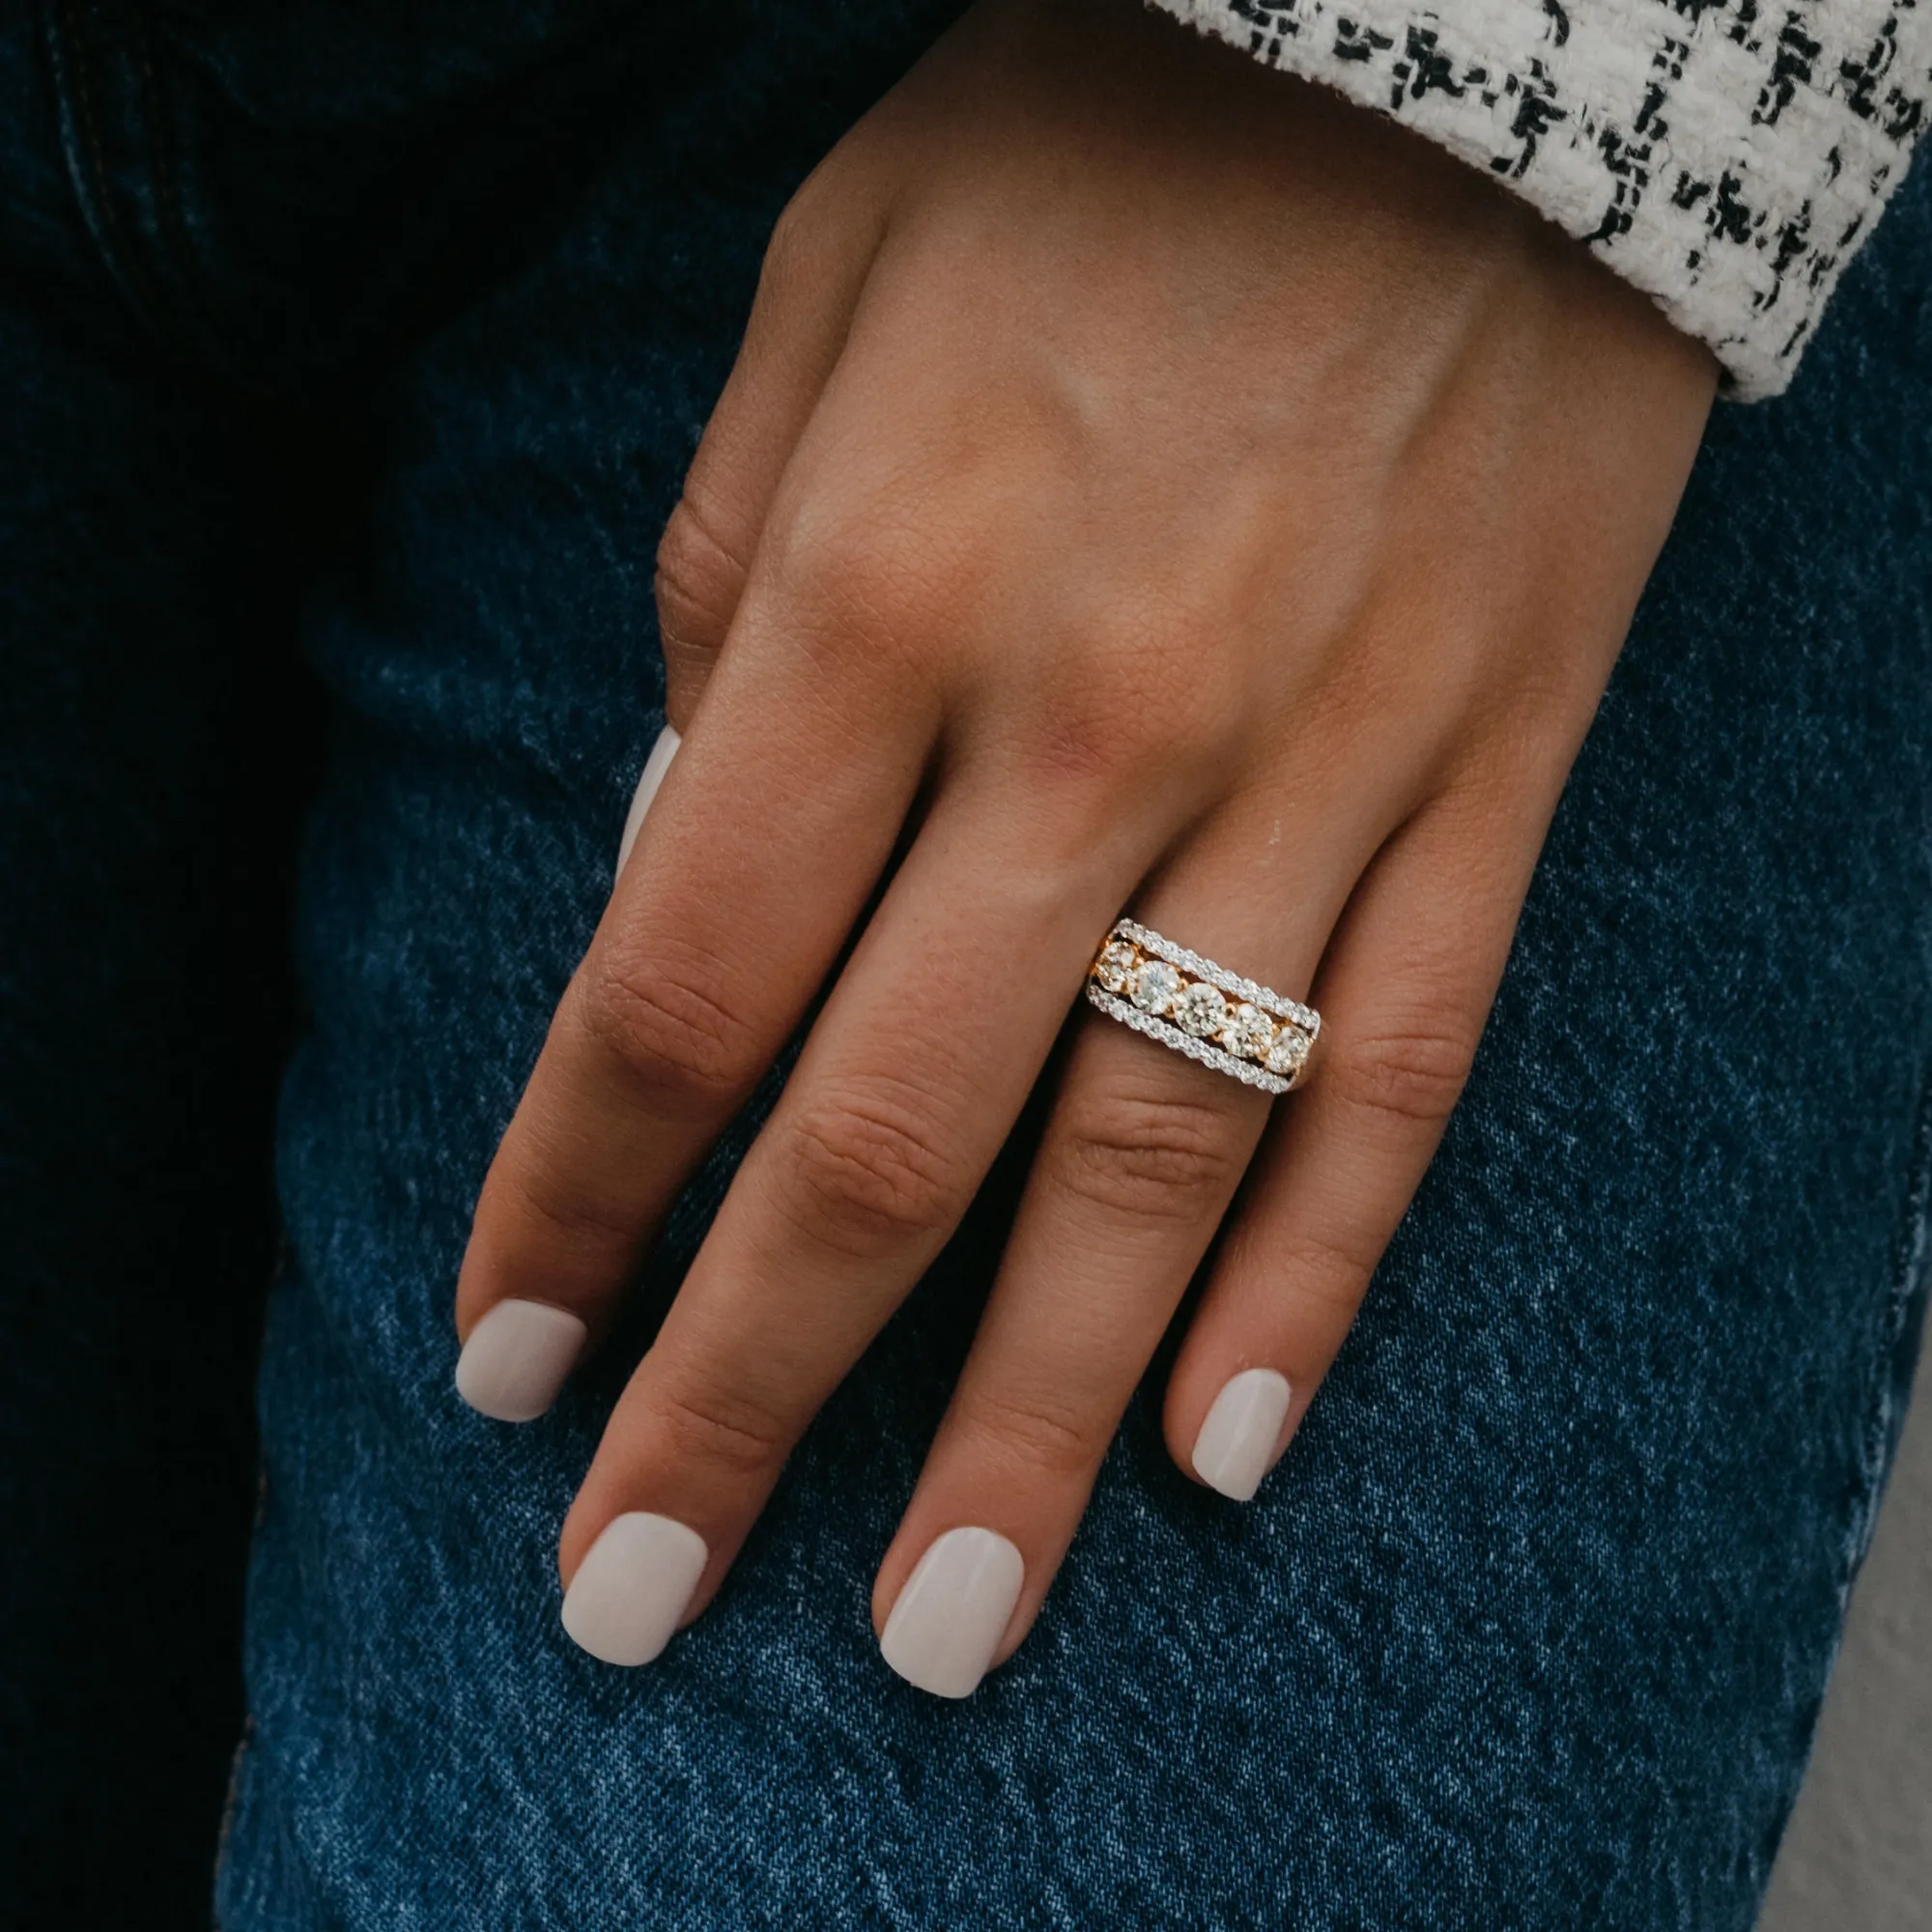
[1760,1367,1932,1932]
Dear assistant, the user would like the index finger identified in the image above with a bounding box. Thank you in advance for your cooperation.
[452,600,937,1420]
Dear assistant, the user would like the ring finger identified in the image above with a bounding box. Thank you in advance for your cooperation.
[868,783,1394,1695]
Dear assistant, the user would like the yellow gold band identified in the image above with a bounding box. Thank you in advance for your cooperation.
[1085,919,1320,1095]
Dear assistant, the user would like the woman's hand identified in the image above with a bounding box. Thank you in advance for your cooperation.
[453,0,1716,1692]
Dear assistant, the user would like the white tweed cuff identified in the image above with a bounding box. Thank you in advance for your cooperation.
[1149,0,1931,397]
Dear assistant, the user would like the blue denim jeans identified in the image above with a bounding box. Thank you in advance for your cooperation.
[4,3,1930,1927]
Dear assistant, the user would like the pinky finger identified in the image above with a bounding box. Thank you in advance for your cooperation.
[1164,780,1548,1501]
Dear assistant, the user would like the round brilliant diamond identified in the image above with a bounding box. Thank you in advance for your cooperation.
[1174,982,1228,1037]
[1130,959,1181,1015]
[1265,1026,1312,1078]
[1220,1002,1276,1061]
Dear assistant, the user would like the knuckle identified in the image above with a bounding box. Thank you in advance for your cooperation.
[762,145,883,298]
[1021,639,1240,798]
[654,1378,791,1481]
[1271,1226,1382,1312]
[1050,1086,1244,1226]
[1328,1017,1479,1132]
[655,489,749,658]
[760,182,828,295]
[772,1085,968,1258]
[1026,693,1162,793]
[576,946,764,1115]
[956,1383,1109,1479]
[780,509,955,669]
[502,1162,642,1253]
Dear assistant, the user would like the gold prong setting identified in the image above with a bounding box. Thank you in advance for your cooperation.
[1084,919,1320,1094]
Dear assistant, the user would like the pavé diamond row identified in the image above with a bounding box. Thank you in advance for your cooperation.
[1085,920,1320,1094]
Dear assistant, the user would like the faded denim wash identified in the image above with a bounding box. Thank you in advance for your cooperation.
[1,2,1929,1927]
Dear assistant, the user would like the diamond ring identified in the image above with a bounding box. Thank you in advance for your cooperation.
[1085,919,1321,1095]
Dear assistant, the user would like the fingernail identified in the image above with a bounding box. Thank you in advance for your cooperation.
[1191,1368,1293,1501]
[879,1526,1025,1698]
[454,1300,587,1422]
[614,724,681,880]
[560,1512,709,1666]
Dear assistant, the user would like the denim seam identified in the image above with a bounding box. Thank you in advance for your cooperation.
[211,1711,255,1930]
[42,0,167,339]
[129,9,215,346]
[1844,1048,1932,1581]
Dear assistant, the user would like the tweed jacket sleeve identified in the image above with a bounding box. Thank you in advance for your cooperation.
[1148,0,1930,396]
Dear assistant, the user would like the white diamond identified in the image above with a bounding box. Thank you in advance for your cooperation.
[1173,982,1228,1037]
[1220,1002,1275,1061]
[1094,940,1138,995]
[1265,1027,1312,1077]
[1131,959,1181,1014]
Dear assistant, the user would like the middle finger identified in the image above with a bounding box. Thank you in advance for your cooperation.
[555,756,1164,1663]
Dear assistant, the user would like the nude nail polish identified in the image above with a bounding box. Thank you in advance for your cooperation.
[454,1299,587,1422]
[560,1513,708,1666]
[1190,1368,1293,1502]
[614,724,681,879]
[879,1526,1025,1698]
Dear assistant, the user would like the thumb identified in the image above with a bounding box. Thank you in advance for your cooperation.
[654,164,887,732]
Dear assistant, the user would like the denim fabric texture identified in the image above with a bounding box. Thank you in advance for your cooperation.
[2,2,1930,1928]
